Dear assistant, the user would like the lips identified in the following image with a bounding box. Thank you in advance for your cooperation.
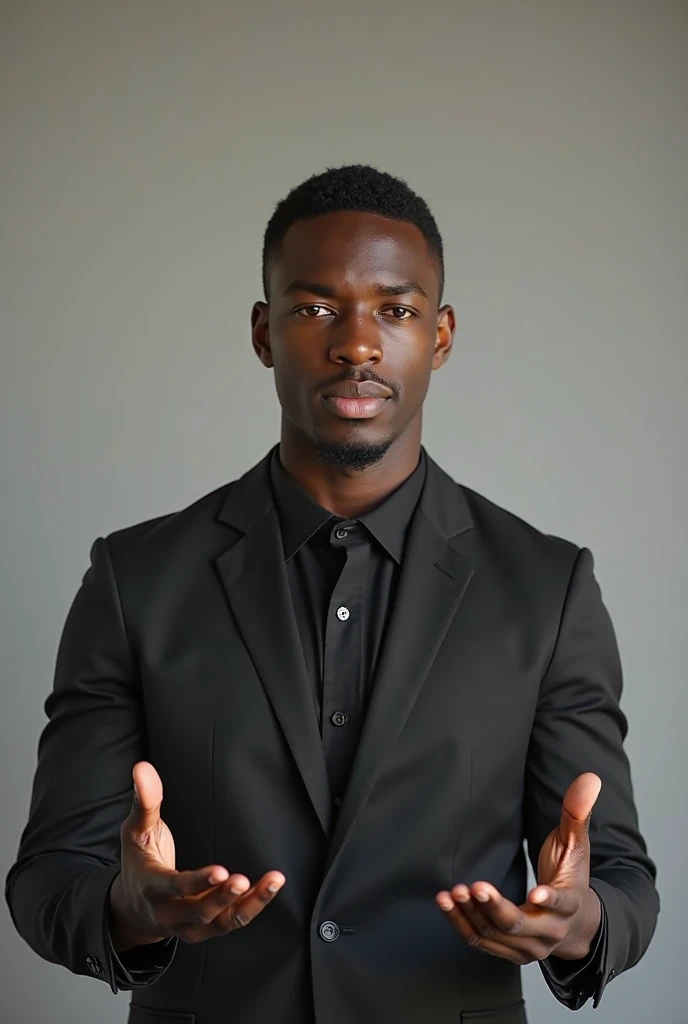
[323,381,394,400]
[325,397,388,419]
[320,380,394,420]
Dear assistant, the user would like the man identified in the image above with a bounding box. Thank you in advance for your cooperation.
[6,165,658,1024]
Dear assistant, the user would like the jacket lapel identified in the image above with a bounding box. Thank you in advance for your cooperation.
[325,455,475,871]
[214,451,332,835]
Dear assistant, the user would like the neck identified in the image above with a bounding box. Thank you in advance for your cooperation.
[278,420,422,519]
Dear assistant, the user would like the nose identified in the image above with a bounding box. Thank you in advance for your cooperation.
[328,313,382,366]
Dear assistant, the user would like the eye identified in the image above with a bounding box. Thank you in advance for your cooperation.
[296,305,333,318]
[386,307,415,320]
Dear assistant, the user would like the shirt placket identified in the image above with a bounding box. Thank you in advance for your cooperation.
[321,522,368,807]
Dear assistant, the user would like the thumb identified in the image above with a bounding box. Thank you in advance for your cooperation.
[559,772,601,849]
[130,760,163,833]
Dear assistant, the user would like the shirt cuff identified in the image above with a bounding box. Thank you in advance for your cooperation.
[109,933,178,988]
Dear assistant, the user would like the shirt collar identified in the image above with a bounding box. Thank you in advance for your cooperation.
[269,448,427,565]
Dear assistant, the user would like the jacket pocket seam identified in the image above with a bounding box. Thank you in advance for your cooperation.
[129,1007,195,1023]
[460,996,525,1019]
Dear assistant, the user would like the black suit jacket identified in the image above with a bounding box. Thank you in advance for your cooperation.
[6,448,658,1024]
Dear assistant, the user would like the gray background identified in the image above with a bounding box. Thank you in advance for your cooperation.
[1,1,685,1022]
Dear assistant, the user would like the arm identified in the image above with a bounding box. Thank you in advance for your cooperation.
[5,536,286,992]
[436,546,658,1008]
[4,537,173,993]
[525,546,659,1009]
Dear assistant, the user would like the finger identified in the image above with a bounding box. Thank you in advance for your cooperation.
[436,893,531,966]
[442,886,508,945]
[209,872,286,934]
[453,887,500,941]
[466,883,526,936]
[178,873,255,919]
[130,761,164,833]
[154,874,250,930]
[527,884,579,917]
[132,864,230,905]
[559,772,601,849]
[451,884,569,949]
[436,890,473,937]
[154,873,282,935]
[162,865,235,899]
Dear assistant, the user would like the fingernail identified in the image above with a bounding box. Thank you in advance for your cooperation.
[437,895,453,911]
[267,882,283,893]
[475,890,489,902]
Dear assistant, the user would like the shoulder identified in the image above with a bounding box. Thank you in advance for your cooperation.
[102,449,273,562]
[98,465,257,599]
[465,482,578,557]
[426,454,585,586]
[104,480,232,555]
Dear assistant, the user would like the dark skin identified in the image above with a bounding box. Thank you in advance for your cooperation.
[251,211,454,518]
[109,211,600,964]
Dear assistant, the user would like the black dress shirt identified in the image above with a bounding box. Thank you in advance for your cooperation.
[269,448,426,815]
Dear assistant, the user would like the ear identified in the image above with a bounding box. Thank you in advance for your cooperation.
[432,305,456,370]
[251,301,273,368]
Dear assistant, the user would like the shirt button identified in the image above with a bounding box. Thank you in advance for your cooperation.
[85,955,102,974]
[332,795,343,807]
[336,606,350,621]
[331,711,348,727]
[319,921,340,942]
[335,528,349,540]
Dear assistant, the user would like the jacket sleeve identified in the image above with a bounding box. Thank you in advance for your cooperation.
[4,537,175,993]
[524,546,659,1010]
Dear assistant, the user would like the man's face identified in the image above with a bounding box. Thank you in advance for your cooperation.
[252,211,454,466]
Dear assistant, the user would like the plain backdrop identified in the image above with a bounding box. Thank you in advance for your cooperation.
[1,2,686,1022]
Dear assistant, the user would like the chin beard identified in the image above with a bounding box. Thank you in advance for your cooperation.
[314,436,394,472]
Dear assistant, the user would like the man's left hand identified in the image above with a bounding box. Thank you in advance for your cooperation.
[436,772,603,965]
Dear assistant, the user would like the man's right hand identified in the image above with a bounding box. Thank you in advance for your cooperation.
[108,761,285,952]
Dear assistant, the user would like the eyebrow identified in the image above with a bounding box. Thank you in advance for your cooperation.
[282,279,429,300]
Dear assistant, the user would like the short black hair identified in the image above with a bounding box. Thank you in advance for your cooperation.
[262,164,444,303]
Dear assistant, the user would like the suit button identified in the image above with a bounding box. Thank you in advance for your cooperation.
[86,955,102,974]
[336,606,350,621]
[319,921,340,942]
[331,711,348,727]
[332,796,343,807]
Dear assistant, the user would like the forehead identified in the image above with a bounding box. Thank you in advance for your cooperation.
[270,211,439,296]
